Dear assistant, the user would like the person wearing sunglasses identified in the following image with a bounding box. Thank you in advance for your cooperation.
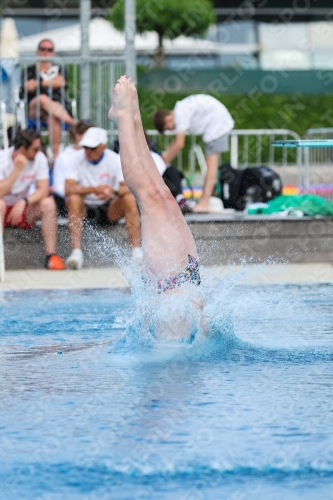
[53,119,95,217]
[21,39,75,160]
[65,127,142,270]
[0,129,66,270]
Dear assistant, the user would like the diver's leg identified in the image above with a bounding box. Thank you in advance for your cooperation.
[127,78,197,259]
[110,77,188,278]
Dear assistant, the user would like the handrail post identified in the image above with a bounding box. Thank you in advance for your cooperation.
[125,0,137,83]
[0,102,9,149]
[80,0,91,118]
[230,134,238,168]
[304,146,310,193]
[0,217,5,283]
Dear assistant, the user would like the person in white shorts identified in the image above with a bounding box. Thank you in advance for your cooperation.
[153,94,234,213]
[53,120,94,216]
[0,129,65,270]
[65,127,141,269]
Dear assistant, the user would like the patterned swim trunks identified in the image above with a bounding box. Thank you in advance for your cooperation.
[157,255,201,294]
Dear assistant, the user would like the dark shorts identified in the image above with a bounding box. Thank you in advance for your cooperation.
[85,201,117,226]
[54,194,67,217]
[54,195,117,226]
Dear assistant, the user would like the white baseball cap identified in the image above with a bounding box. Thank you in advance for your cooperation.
[79,127,108,148]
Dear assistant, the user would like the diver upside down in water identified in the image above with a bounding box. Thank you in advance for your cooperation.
[109,76,201,294]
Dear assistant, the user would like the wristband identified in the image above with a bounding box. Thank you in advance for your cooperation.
[23,197,29,205]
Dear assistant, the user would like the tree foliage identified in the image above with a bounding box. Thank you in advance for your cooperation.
[108,0,216,66]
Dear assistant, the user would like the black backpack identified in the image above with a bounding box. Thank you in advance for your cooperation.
[240,166,282,204]
[217,163,245,211]
[217,164,282,211]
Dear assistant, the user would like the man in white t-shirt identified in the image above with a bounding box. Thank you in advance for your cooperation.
[153,94,234,213]
[0,129,65,270]
[65,127,141,269]
[53,120,94,215]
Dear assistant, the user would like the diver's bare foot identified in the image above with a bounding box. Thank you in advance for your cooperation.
[193,201,210,213]
[128,78,140,121]
[108,76,133,122]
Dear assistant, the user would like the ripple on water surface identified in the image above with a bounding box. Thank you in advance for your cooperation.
[0,273,333,500]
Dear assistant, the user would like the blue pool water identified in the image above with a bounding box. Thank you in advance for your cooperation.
[0,275,333,499]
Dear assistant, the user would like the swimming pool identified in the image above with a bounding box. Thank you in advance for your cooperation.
[0,278,333,499]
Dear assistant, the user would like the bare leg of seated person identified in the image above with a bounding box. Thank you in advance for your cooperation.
[29,95,75,159]
[26,197,58,255]
[44,115,61,159]
[0,197,65,270]
[66,194,86,269]
[107,192,141,250]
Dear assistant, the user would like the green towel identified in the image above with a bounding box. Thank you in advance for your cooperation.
[248,194,333,216]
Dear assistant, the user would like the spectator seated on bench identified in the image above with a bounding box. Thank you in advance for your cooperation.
[52,119,94,217]
[0,128,65,270]
[64,127,142,269]
[20,38,75,160]
[27,117,71,131]
[113,134,192,214]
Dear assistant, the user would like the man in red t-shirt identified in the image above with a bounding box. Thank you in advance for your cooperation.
[0,129,65,270]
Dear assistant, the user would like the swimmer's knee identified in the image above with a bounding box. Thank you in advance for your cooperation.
[145,183,165,205]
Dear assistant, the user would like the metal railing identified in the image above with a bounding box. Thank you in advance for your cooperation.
[2,55,321,193]
[302,127,333,199]
[0,101,9,149]
[229,129,302,169]
[120,128,302,186]
[15,57,125,155]
[19,55,125,122]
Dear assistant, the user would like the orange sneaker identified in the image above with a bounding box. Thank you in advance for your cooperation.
[46,254,66,270]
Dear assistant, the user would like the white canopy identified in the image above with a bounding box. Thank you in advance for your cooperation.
[1,18,19,58]
[18,17,258,57]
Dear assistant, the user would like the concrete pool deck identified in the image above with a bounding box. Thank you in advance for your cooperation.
[1,262,333,290]
[4,215,333,270]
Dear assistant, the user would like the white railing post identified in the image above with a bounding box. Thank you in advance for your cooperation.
[0,102,9,149]
[125,0,137,84]
[230,134,238,169]
[304,127,333,199]
[304,146,310,192]
[80,0,91,118]
[193,145,207,176]
[0,217,5,283]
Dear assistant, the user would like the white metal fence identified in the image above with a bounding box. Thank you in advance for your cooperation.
[126,128,302,186]
[302,127,333,199]
[1,55,332,193]
[229,129,302,169]
[19,56,125,125]
[6,57,125,152]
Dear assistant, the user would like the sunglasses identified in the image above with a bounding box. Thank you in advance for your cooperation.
[39,47,54,52]
[83,146,98,151]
